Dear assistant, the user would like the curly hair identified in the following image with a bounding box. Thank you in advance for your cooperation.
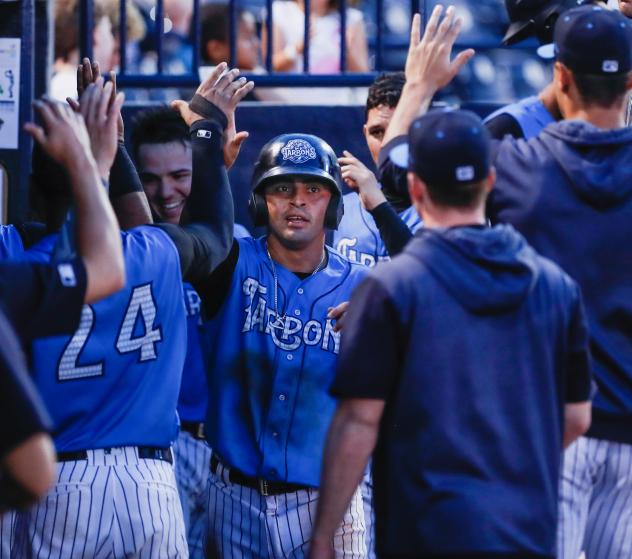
[365,71,406,119]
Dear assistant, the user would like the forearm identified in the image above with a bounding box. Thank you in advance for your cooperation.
[1,433,56,511]
[157,116,235,282]
[382,82,434,146]
[312,406,377,551]
[109,143,153,228]
[68,155,125,302]
[369,202,413,257]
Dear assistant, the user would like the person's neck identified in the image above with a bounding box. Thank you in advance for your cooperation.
[418,205,486,229]
[562,104,625,130]
[539,82,562,120]
[266,234,326,273]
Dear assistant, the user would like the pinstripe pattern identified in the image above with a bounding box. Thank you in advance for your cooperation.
[173,430,212,559]
[558,436,632,559]
[0,511,15,558]
[360,468,375,559]
[205,464,366,558]
[20,447,188,558]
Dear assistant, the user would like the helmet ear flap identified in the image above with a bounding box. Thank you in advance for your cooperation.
[324,192,344,230]
[248,190,269,227]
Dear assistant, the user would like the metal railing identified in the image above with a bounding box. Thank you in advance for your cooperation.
[79,0,429,88]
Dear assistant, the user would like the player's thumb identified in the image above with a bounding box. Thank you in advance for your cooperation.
[451,48,475,74]
[171,99,187,117]
[233,131,249,148]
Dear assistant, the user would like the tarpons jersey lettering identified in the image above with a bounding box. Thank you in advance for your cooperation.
[241,277,341,353]
[204,237,367,487]
[333,192,422,268]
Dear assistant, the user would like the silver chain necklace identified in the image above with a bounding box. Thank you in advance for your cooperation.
[266,244,327,331]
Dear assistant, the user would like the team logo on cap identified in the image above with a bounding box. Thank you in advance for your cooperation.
[602,60,619,73]
[456,165,475,182]
[281,139,317,164]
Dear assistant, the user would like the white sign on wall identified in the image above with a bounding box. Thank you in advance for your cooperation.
[0,38,20,150]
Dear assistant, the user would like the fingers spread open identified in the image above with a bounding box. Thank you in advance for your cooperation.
[23,122,47,146]
[198,62,227,94]
[422,4,443,44]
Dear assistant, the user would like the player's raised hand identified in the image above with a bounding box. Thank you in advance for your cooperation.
[24,98,94,170]
[338,150,385,211]
[405,6,474,94]
[76,77,125,179]
[70,58,125,141]
[172,62,255,127]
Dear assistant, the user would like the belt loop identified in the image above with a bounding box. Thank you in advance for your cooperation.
[259,479,270,496]
[197,423,205,439]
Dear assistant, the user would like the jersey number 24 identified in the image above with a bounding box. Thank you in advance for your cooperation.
[58,284,162,381]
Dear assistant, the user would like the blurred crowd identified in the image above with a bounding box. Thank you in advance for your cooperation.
[49,0,568,104]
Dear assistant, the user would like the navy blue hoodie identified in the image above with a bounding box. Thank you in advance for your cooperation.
[489,120,632,443]
[333,225,591,556]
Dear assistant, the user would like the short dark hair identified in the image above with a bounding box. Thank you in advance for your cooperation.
[365,72,406,119]
[425,178,487,209]
[200,4,246,63]
[130,106,189,163]
[573,71,630,108]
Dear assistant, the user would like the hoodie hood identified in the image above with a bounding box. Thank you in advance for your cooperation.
[540,120,632,208]
[407,225,537,314]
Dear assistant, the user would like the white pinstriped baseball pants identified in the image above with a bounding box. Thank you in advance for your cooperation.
[558,436,632,559]
[205,462,366,558]
[173,430,212,559]
[10,447,188,558]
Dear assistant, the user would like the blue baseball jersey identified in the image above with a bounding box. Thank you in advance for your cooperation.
[177,223,251,423]
[484,95,555,140]
[23,226,187,451]
[0,225,24,259]
[333,192,421,267]
[177,283,207,423]
[204,237,367,487]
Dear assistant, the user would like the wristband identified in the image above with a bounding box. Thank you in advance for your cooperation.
[188,94,229,130]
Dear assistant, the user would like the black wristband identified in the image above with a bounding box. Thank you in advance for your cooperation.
[189,94,229,130]
[109,142,144,199]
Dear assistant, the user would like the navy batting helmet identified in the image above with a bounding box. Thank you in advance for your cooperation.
[249,133,344,229]
[502,0,598,45]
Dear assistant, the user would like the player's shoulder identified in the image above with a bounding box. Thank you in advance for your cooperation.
[123,225,177,251]
[327,245,369,282]
[122,225,181,270]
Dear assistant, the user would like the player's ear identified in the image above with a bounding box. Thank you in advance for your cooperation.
[407,172,425,204]
[485,167,496,193]
[554,61,571,95]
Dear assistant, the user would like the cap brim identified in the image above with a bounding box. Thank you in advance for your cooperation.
[537,43,555,59]
[502,20,532,46]
[388,141,410,169]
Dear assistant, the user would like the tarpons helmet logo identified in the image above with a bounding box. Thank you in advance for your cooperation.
[281,139,317,164]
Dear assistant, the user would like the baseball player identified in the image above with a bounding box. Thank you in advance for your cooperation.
[483,7,632,558]
[198,133,368,558]
[129,105,249,558]
[10,66,251,558]
[382,5,632,557]
[484,0,606,140]
[309,105,592,559]
[333,73,421,268]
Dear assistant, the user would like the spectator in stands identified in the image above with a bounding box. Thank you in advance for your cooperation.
[52,0,116,101]
[266,0,369,73]
[200,3,260,71]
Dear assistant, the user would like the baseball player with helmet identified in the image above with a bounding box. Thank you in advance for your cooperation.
[9,66,252,558]
[129,104,249,558]
[309,9,592,558]
[197,133,368,558]
[484,0,606,140]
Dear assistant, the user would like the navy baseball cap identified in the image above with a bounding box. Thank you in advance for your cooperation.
[553,5,632,74]
[389,109,491,187]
